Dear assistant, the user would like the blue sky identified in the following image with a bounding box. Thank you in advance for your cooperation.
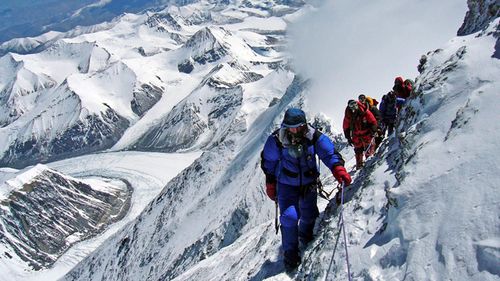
[0,0,169,43]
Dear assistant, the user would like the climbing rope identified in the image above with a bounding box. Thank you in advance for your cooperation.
[364,136,376,158]
[325,182,353,281]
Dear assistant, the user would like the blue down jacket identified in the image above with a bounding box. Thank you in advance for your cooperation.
[261,125,344,186]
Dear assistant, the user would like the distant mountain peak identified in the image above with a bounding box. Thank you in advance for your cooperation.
[180,26,258,67]
[145,11,184,31]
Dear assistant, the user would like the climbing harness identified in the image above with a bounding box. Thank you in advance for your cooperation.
[325,182,353,281]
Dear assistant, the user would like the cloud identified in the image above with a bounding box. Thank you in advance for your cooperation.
[72,0,113,17]
[288,0,468,128]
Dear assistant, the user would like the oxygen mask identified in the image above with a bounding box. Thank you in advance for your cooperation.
[286,124,307,145]
[285,124,306,158]
[288,143,304,158]
[348,100,358,113]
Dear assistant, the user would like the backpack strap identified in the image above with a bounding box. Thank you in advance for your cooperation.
[272,129,283,149]
[263,126,321,161]
[260,129,282,173]
[311,128,322,147]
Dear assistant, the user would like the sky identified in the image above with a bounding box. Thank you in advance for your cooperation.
[288,0,468,128]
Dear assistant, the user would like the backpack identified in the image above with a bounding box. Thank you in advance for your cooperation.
[365,96,379,107]
[404,79,414,96]
[260,126,323,170]
[381,92,397,114]
[271,126,322,152]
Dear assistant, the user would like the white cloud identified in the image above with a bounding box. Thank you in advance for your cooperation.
[288,0,468,127]
[72,0,113,17]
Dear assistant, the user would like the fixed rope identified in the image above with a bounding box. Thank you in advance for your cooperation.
[364,136,376,158]
[325,182,353,281]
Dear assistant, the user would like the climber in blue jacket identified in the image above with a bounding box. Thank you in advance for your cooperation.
[260,108,351,270]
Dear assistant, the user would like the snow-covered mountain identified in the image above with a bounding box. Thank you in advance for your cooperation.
[0,0,298,168]
[0,0,308,280]
[0,164,130,270]
[0,0,498,281]
[297,16,500,281]
[62,3,499,281]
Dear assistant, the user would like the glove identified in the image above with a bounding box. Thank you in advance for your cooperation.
[265,174,277,200]
[332,165,352,186]
[265,182,276,201]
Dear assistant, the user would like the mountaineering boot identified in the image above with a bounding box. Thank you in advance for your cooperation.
[284,250,301,272]
[298,231,314,252]
[355,152,364,169]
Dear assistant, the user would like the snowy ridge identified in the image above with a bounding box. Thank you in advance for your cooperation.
[297,18,500,281]
[0,164,48,200]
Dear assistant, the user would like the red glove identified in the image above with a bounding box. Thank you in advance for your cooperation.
[332,166,352,186]
[266,182,276,200]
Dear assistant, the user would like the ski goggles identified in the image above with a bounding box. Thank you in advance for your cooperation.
[286,124,307,136]
[348,100,358,111]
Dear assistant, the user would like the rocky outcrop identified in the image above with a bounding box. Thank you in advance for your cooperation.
[458,0,499,35]
[0,165,131,270]
[131,83,164,117]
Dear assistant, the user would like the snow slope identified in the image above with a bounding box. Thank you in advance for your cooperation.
[298,17,500,281]
[154,16,500,281]
[0,150,200,280]
[0,0,307,280]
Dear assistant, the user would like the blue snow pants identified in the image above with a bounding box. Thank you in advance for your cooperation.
[278,183,319,254]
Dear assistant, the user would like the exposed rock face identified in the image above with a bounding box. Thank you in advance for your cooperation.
[145,12,183,31]
[0,166,131,270]
[458,0,499,35]
[134,84,243,152]
[131,83,164,117]
[183,27,230,64]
